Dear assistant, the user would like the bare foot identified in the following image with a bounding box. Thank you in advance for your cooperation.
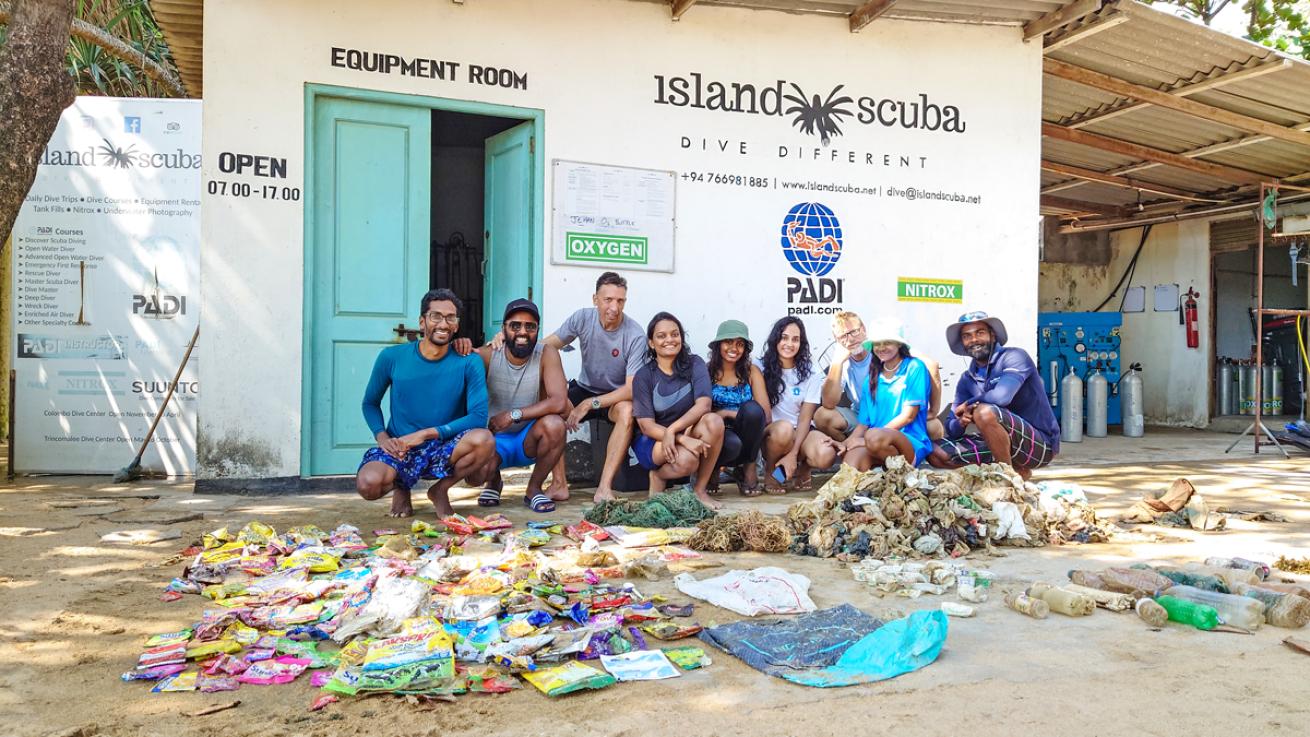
[791,468,814,492]
[547,478,570,502]
[1015,466,1033,482]
[593,487,617,503]
[388,490,414,518]
[694,489,722,510]
[426,485,455,516]
[763,468,787,495]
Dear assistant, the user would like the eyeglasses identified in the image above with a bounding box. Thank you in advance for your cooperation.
[425,312,460,325]
[837,327,864,343]
[506,321,538,332]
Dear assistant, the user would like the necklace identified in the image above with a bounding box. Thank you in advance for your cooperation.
[881,357,903,376]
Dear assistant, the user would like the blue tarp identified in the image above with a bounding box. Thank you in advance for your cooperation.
[700,604,948,688]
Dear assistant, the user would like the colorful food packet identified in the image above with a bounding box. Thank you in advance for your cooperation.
[122,663,186,682]
[639,622,703,641]
[310,693,339,711]
[663,646,712,670]
[136,643,186,669]
[197,673,241,692]
[522,661,616,697]
[362,631,455,673]
[237,656,312,685]
[151,670,199,693]
[185,638,242,660]
[280,547,341,573]
[144,629,193,647]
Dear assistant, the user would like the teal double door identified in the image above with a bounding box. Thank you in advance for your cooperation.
[306,92,540,475]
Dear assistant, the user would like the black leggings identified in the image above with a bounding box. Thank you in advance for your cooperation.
[717,400,766,468]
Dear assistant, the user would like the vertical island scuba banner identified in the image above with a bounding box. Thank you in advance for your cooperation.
[11,98,200,474]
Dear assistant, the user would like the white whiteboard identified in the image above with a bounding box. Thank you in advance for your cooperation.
[551,159,676,273]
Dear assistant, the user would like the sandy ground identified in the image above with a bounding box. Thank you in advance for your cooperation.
[3,440,1310,737]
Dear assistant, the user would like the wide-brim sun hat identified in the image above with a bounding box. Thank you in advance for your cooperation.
[712,319,750,344]
[864,320,910,350]
[946,310,1008,356]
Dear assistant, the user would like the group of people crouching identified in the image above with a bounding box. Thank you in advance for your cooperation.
[355,271,1061,518]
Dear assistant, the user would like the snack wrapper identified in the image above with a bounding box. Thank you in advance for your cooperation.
[522,662,615,697]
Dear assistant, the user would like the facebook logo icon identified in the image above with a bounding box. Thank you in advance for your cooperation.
[124,116,141,133]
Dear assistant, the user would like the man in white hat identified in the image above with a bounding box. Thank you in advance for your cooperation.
[928,311,1060,480]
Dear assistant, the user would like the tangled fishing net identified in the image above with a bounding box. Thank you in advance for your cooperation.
[786,457,1053,560]
[584,489,717,529]
[688,511,791,553]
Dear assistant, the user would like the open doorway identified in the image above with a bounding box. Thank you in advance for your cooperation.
[431,111,516,346]
[304,87,542,475]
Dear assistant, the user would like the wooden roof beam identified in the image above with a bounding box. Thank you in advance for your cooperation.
[1023,0,1105,40]
[850,0,899,32]
[1045,58,1310,149]
[1064,58,1292,130]
[671,0,698,20]
[1042,122,1267,185]
[1043,8,1128,53]
[1041,195,1122,216]
[1041,160,1227,202]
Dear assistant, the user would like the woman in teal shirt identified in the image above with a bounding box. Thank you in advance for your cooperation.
[838,321,932,469]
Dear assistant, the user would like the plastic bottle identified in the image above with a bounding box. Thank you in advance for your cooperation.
[1028,583,1095,616]
[1069,567,1172,597]
[1182,563,1259,589]
[1230,583,1310,629]
[1004,592,1049,619]
[1163,585,1264,629]
[1155,595,1219,630]
[1204,557,1271,581]
[1135,598,1168,627]
[1151,567,1230,594]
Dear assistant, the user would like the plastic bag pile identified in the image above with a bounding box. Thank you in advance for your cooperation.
[785,458,1050,560]
[123,517,714,706]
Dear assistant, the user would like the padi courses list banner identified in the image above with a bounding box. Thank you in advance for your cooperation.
[11,98,201,474]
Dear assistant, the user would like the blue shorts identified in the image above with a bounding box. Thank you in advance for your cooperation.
[632,435,659,471]
[359,430,469,492]
[494,420,537,468]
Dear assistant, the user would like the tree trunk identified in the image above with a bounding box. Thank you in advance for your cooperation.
[0,0,75,249]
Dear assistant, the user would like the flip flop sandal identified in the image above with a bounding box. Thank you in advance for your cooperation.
[524,492,556,513]
[477,488,502,507]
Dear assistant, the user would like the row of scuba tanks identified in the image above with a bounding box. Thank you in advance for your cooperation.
[1059,364,1144,442]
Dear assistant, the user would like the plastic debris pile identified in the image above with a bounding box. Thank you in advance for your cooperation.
[1035,481,1123,545]
[785,458,1051,560]
[124,517,716,705]
[688,511,792,553]
[849,558,994,601]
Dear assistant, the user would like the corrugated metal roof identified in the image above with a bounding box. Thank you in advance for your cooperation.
[1039,0,1310,229]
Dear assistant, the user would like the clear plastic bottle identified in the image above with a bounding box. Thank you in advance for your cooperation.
[1156,596,1219,630]
[1163,585,1264,629]
[1230,583,1310,629]
[1203,557,1271,581]
[1069,568,1172,597]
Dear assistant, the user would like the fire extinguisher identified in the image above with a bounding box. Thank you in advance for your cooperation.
[1182,287,1200,349]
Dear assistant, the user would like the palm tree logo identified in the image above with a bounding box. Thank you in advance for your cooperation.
[97,138,138,168]
[784,84,854,146]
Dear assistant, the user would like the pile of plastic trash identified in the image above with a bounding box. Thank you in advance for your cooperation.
[785,458,1049,560]
[123,516,715,706]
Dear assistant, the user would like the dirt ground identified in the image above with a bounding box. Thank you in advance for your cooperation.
[3,441,1310,737]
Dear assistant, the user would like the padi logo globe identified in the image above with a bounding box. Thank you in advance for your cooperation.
[779,202,842,277]
[780,202,845,314]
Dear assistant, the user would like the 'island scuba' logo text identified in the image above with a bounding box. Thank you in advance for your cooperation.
[780,202,845,315]
[654,73,966,145]
[39,137,201,169]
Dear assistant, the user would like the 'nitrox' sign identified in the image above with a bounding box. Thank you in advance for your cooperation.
[897,277,963,303]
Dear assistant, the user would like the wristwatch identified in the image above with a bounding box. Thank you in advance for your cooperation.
[590,397,602,411]
[509,408,523,422]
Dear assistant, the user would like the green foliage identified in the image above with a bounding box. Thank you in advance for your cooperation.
[0,0,179,97]
[1144,0,1310,59]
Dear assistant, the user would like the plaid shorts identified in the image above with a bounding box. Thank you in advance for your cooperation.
[935,404,1054,470]
[359,430,470,491]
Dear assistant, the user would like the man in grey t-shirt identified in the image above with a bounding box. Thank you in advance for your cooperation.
[544,271,645,502]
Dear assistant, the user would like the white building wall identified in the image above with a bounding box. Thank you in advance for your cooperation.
[201,0,1042,478]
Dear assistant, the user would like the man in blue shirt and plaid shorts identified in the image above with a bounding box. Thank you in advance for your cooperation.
[927,311,1060,481]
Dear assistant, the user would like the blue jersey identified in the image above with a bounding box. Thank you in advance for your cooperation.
[857,357,932,463]
[362,341,488,440]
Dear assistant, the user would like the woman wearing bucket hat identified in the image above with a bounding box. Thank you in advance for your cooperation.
[837,320,933,469]
[928,310,1060,480]
[706,320,771,496]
